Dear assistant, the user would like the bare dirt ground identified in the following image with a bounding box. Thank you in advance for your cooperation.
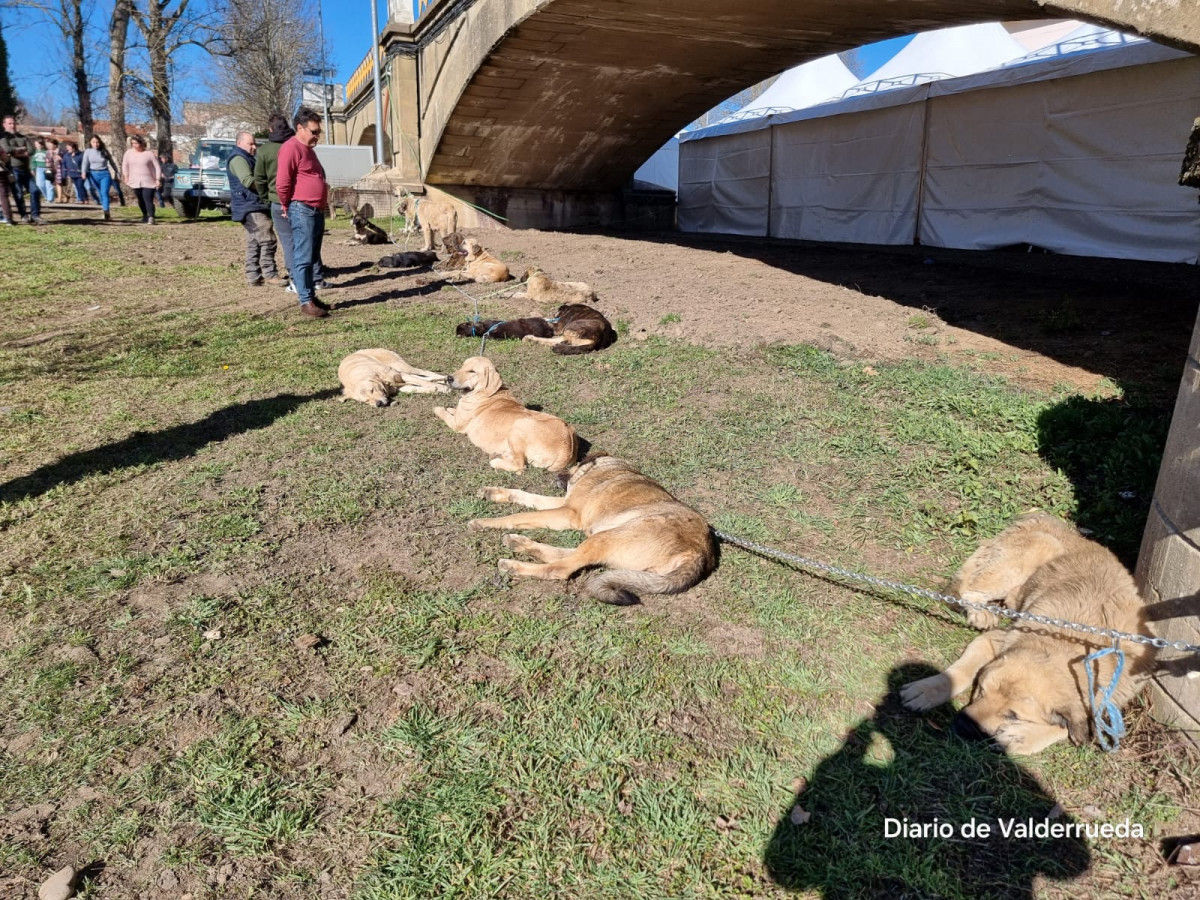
[175,216,1198,397]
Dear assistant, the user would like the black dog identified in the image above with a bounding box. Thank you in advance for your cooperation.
[380,250,439,268]
[455,317,555,339]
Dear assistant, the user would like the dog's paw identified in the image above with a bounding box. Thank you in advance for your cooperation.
[501,534,533,553]
[478,487,508,502]
[497,558,519,573]
[521,334,537,342]
[467,518,493,531]
[432,406,447,417]
[900,674,952,712]
[965,607,1000,630]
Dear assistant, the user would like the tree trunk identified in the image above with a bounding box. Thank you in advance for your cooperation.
[108,0,132,163]
[148,1,172,157]
[67,0,94,139]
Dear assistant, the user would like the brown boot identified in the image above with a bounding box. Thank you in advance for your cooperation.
[299,302,329,318]
[264,276,288,286]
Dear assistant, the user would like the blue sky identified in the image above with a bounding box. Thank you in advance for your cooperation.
[2,0,387,118]
[4,3,909,126]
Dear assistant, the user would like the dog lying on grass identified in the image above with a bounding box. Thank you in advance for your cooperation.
[900,510,1154,754]
[513,266,596,304]
[521,303,617,355]
[338,349,450,406]
[469,453,717,605]
[433,356,576,472]
[455,317,555,340]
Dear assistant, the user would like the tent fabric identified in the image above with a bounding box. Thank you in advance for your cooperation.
[770,102,926,244]
[738,53,859,117]
[678,28,1200,264]
[633,137,680,191]
[919,56,1200,261]
[677,129,771,235]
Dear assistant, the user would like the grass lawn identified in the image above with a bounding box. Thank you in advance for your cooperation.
[0,212,1195,899]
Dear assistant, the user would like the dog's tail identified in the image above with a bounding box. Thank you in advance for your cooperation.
[579,551,712,606]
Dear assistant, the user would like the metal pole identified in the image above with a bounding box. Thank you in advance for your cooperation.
[318,1,332,141]
[369,0,385,165]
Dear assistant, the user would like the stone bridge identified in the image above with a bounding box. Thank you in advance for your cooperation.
[338,0,1200,227]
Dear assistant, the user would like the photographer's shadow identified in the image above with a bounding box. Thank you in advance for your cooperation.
[764,663,1091,899]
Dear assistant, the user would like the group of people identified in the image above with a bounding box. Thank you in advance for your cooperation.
[229,106,333,318]
[0,114,177,225]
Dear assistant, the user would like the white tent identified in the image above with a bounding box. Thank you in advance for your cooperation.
[633,52,858,193]
[678,29,1200,263]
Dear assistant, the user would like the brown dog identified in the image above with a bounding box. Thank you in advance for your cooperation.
[338,349,450,406]
[514,266,596,304]
[455,317,555,340]
[433,356,576,472]
[468,454,716,605]
[900,511,1154,754]
[521,303,617,355]
[396,189,458,252]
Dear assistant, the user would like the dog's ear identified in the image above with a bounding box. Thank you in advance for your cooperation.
[1049,708,1090,745]
[476,362,503,397]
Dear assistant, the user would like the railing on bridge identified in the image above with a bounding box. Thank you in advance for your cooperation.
[346,47,386,104]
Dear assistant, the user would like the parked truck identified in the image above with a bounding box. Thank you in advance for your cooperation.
[169,138,237,218]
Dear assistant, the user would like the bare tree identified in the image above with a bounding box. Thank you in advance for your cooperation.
[6,0,97,137]
[210,0,323,128]
[129,0,218,156]
[108,0,131,163]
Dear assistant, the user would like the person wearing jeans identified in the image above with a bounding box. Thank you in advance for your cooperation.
[0,114,43,224]
[81,135,115,220]
[276,107,331,318]
[255,112,325,291]
[121,135,162,224]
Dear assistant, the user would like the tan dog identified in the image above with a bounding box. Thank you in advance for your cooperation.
[900,511,1154,754]
[396,189,458,252]
[468,454,716,605]
[514,266,596,304]
[433,356,576,471]
[338,349,450,406]
[461,238,511,283]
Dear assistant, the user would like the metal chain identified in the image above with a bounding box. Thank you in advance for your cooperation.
[714,530,1200,654]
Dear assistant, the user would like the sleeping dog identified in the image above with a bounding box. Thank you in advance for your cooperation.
[455,317,555,340]
[380,250,439,268]
[522,303,617,355]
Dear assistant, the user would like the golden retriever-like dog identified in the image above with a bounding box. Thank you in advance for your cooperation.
[522,303,617,355]
[461,238,510,283]
[433,356,576,472]
[338,349,450,406]
[514,266,597,304]
[900,511,1154,754]
[468,453,717,606]
[396,189,458,252]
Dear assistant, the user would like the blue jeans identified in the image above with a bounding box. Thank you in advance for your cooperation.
[12,168,40,218]
[288,201,324,305]
[271,202,323,284]
[88,171,112,213]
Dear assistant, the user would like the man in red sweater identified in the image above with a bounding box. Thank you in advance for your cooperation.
[277,107,331,318]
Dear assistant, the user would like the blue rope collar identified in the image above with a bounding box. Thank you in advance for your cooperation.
[1084,644,1127,752]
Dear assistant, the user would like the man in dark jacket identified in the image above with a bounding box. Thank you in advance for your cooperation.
[254,112,327,292]
[157,152,177,208]
[228,131,284,286]
[0,114,44,224]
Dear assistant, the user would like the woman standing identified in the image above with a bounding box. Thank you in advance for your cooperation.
[122,136,162,224]
[31,138,51,205]
[81,135,116,221]
[61,142,86,203]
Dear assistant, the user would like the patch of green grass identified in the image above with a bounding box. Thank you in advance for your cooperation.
[659,312,682,325]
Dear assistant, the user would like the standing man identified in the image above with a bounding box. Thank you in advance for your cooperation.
[157,151,177,209]
[0,114,45,224]
[228,131,284,287]
[255,111,328,294]
[276,108,330,318]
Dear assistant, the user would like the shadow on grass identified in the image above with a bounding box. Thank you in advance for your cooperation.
[0,389,338,503]
[764,663,1091,899]
[1036,393,1172,568]
[331,281,446,311]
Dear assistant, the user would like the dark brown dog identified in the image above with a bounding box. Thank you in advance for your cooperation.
[456,318,555,339]
[351,213,389,245]
[380,250,439,268]
[521,303,617,355]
